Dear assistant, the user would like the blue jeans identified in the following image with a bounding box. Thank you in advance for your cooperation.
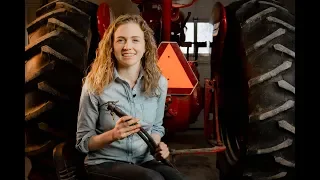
[85,159,187,180]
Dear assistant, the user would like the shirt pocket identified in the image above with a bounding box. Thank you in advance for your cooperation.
[141,99,158,126]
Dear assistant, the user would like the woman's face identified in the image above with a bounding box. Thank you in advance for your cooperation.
[113,22,146,68]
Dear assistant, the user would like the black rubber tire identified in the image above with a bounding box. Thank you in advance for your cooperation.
[25,0,98,178]
[216,0,295,180]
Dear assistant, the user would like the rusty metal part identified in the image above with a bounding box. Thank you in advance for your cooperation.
[170,146,226,156]
[204,79,222,146]
[204,79,213,140]
[212,79,222,146]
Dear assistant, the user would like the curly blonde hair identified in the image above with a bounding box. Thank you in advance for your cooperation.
[84,14,161,96]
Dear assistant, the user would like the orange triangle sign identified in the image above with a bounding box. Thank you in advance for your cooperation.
[157,42,198,95]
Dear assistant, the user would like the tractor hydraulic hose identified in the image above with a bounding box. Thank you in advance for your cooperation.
[104,102,177,169]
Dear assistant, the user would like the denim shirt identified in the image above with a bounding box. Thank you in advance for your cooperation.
[75,68,168,166]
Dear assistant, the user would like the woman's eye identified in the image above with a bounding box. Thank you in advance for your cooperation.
[133,39,139,42]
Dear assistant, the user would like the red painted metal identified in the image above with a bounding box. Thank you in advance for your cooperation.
[163,87,202,132]
[217,2,227,66]
[210,2,227,80]
[210,2,227,114]
[97,2,113,40]
[164,95,193,133]
[162,82,202,133]
[162,0,172,41]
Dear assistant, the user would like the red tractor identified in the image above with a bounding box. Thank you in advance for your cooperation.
[25,0,295,179]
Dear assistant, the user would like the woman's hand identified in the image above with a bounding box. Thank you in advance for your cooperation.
[155,142,170,160]
[112,116,141,141]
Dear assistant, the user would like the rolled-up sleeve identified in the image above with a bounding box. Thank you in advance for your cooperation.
[75,83,99,153]
[151,76,168,138]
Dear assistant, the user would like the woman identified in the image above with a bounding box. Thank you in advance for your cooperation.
[76,14,186,180]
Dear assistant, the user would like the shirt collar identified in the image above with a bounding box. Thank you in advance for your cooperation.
[113,66,145,81]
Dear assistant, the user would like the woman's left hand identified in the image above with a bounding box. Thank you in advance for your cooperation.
[155,142,170,160]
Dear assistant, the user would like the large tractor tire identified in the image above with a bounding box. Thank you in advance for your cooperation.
[216,0,295,180]
[25,0,99,178]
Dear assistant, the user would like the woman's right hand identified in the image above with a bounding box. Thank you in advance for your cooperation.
[112,116,141,141]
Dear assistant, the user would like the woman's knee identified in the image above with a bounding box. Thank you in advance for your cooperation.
[140,170,165,180]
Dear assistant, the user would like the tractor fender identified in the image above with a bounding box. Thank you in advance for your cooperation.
[97,2,114,40]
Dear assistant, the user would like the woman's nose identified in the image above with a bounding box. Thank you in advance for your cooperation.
[123,41,132,50]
